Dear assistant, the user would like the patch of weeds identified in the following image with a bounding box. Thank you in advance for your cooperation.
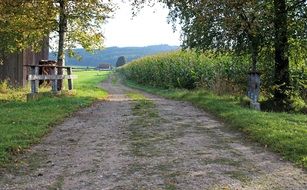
[152,164,180,190]
[26,152,48,172]
[111,76,118,84]
[4,151,47,176]
[47,175,65,190]
[127,91,181,188]
[0,80,10,93]
[132,100,158,118]
[130,141,151,157]
[127,162,144,174]
[163,172,178,189]
[127,91,162,156]
[225,170,251,182]
[165,182,177,190]
[201,158,241,167]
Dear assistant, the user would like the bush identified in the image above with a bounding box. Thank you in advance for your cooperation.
[0,80,10,93]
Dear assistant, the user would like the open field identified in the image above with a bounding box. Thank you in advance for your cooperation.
[0,71,110,166]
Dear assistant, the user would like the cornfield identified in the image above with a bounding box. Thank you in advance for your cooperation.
[120,51,306,101]
[120,51,250,95]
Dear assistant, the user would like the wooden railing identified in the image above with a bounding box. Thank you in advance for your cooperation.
[25,65,77,94]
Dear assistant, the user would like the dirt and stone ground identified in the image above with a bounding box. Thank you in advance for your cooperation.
[0,75,306,190]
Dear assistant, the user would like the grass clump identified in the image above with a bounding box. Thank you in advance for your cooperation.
[0,71,110,166]
[0,80,9,93]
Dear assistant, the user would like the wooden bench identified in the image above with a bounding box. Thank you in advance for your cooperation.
[25,64,77,95]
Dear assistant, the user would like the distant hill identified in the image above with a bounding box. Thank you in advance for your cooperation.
[49,44,179,67]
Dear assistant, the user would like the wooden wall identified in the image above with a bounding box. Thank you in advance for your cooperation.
[0,38,49,87]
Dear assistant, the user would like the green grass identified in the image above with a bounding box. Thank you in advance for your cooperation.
[0,71,110,166]
[124,80,307,169]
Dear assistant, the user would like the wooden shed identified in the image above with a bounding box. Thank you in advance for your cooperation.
[0,38,49,87]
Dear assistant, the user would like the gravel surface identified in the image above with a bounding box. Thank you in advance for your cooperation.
[0,76,306,190]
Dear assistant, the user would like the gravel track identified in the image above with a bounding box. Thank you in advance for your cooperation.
[0,76,306,190]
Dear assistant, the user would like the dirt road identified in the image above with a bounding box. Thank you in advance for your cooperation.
[0,76,306,190]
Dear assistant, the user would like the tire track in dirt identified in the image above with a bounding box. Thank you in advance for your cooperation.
[0,75,306,190]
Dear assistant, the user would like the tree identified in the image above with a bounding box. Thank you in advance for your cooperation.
[1,0,113,89]
[272,0,306,110]
[132,0,307,110]
[53,0,113,89]
[116,56,127,67]
[273,0,290,109]
[169,1,275,71]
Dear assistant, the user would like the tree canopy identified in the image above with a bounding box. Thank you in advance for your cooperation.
[0,0,114,57]
[116,56,127,67]
[0,0,56,54]
[53,0,114,53]
[0,0,114,90]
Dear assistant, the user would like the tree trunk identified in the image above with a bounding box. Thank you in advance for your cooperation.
[273,0,291,110]
[57,0,67,91]
[250,35,259,72]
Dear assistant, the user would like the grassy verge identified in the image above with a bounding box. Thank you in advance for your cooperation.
[124,80,307,169]
[0,71,110,166]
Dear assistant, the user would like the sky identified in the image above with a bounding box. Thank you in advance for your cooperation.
[102,1,181,47]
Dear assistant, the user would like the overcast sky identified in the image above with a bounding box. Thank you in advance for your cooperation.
[102,1,181,47]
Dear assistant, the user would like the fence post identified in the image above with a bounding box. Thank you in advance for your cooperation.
[51,67,58,93]
[67,67,73,90]
[34,66,39,93]
[30,66,39,93]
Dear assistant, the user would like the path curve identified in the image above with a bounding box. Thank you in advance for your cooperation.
[0,75,306,190]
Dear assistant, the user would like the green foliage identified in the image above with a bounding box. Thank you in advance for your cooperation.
[0,80,9,93]
[116,56,127,67]
[0,71,109,166]
[120,51,249,93]
[125,81,307,169]
[54,0,114,52]
[0,0,114,61]
[0,0,56,54]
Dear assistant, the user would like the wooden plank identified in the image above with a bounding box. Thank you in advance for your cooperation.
[30,67,37,93]
[67,67,73,90]
[34,66,39,93]
[51,67,58,93]
[28,75,77,80]
[24,65,72,69]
